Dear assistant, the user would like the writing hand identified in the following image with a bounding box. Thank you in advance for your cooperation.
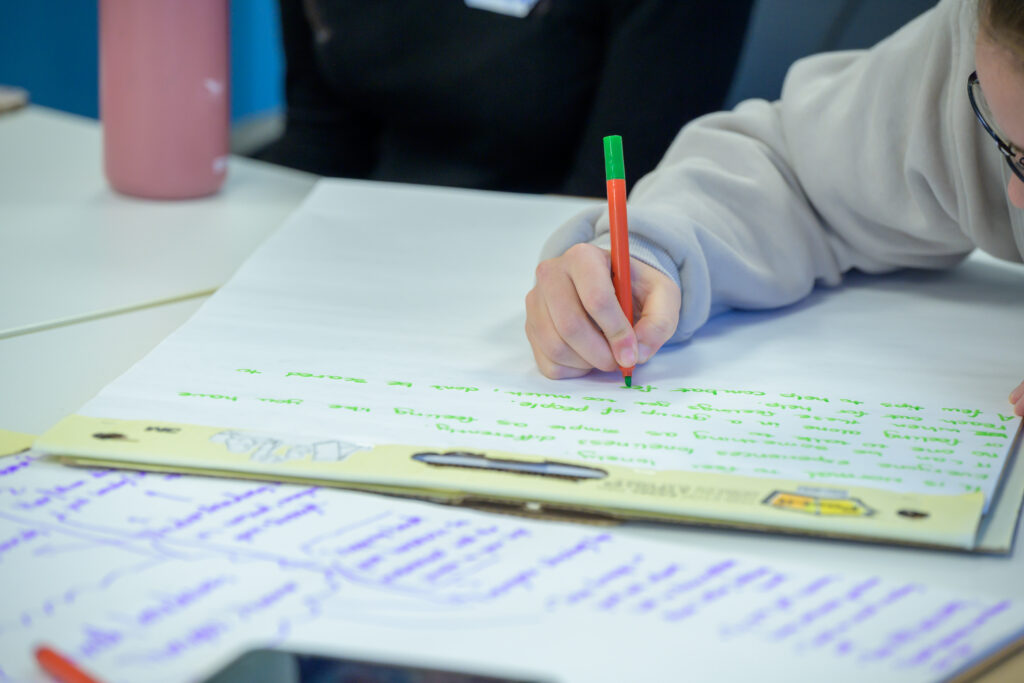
[1010,380,1024,417]
[525,243,680,379]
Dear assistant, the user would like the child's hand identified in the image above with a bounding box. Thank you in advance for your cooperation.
[525,243,680,379]
[1011,380,1024,417]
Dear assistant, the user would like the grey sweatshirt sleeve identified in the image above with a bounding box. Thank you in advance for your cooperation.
[540,0,997,346]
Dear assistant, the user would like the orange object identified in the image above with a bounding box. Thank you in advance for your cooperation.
[603,135,634,386]
[35,645,105,683]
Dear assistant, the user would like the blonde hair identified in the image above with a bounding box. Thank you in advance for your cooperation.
[979,0,1024,60]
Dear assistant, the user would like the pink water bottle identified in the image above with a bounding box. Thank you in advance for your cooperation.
[100,0,230,199]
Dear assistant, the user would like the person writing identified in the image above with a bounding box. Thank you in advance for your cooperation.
[524,0,1024,415]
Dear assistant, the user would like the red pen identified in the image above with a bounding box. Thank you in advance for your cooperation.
[603,134,634,387]
[35,645,104,683]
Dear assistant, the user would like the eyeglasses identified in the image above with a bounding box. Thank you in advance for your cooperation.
[968,70,1024,183]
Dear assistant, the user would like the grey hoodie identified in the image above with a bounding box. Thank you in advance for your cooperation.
[541,0,1022,345]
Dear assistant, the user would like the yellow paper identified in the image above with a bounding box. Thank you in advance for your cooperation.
[38,414,986,550]
[0,429,35,457]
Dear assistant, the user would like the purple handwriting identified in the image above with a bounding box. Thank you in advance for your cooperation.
[793,582,920,656]
[144,485,277,539]
[423,526,520,584]
[634,560,736,615]
[237,581,297,619]
[0,458,31,478]
[381,548,446,584]
[720,574,837,638]
[220,504,271,531]
[235,502,322,542]
[79,624,122,659]
[276,487,317,507]
[0,528,40,560]
[901,600,1011,671]
[136,576,234,627]
[40,480,85,497]
[141,620,229,662]
[487,568,539,599]
[663,566,773,622]
[542,533,613,568]
[54,496,93,522]
[774,578,907,643]
[323,518,541,601]
[336,516,424,555]
[1,457,1020,679]
[564,557,642,607]
[95,473,143,497]
[144,490,192,503]
[16,494,52,511]
[857,596,960,662]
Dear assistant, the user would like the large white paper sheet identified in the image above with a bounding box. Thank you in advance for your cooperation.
[2,453,1023,682]
[78,181,1023,507]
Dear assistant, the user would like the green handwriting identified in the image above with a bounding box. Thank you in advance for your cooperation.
[640,409,709,422]
[329,404,370,412]
[881,402,923,411]
[715,449,839,464]
[577,439,694,454]
[672,387,765,397]
[504,390,570,399]
[517,401,588,412]
[763,402,811,412]
[434,423,553,442]
[286,372,366,383]
[780,393,829,402]
[575,451,656,466]
[549,424,620,434]
[941,407,982,418]
[394,407,474,423]
[178,392,236,401]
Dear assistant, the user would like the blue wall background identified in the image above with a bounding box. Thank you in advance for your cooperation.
[0,0,284,123]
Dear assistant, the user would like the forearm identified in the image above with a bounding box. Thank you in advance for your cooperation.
[542,0,978,344]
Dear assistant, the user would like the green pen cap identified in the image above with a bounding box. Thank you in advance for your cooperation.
[603,135,625,181]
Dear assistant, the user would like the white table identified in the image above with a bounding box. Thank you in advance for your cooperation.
[0,296,205,435]
[0,106,316,338]
[1,109,1021,682]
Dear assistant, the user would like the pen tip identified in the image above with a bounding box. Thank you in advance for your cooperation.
[624,375,632,388]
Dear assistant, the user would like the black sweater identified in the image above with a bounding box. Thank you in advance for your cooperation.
[256,0,754,197]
